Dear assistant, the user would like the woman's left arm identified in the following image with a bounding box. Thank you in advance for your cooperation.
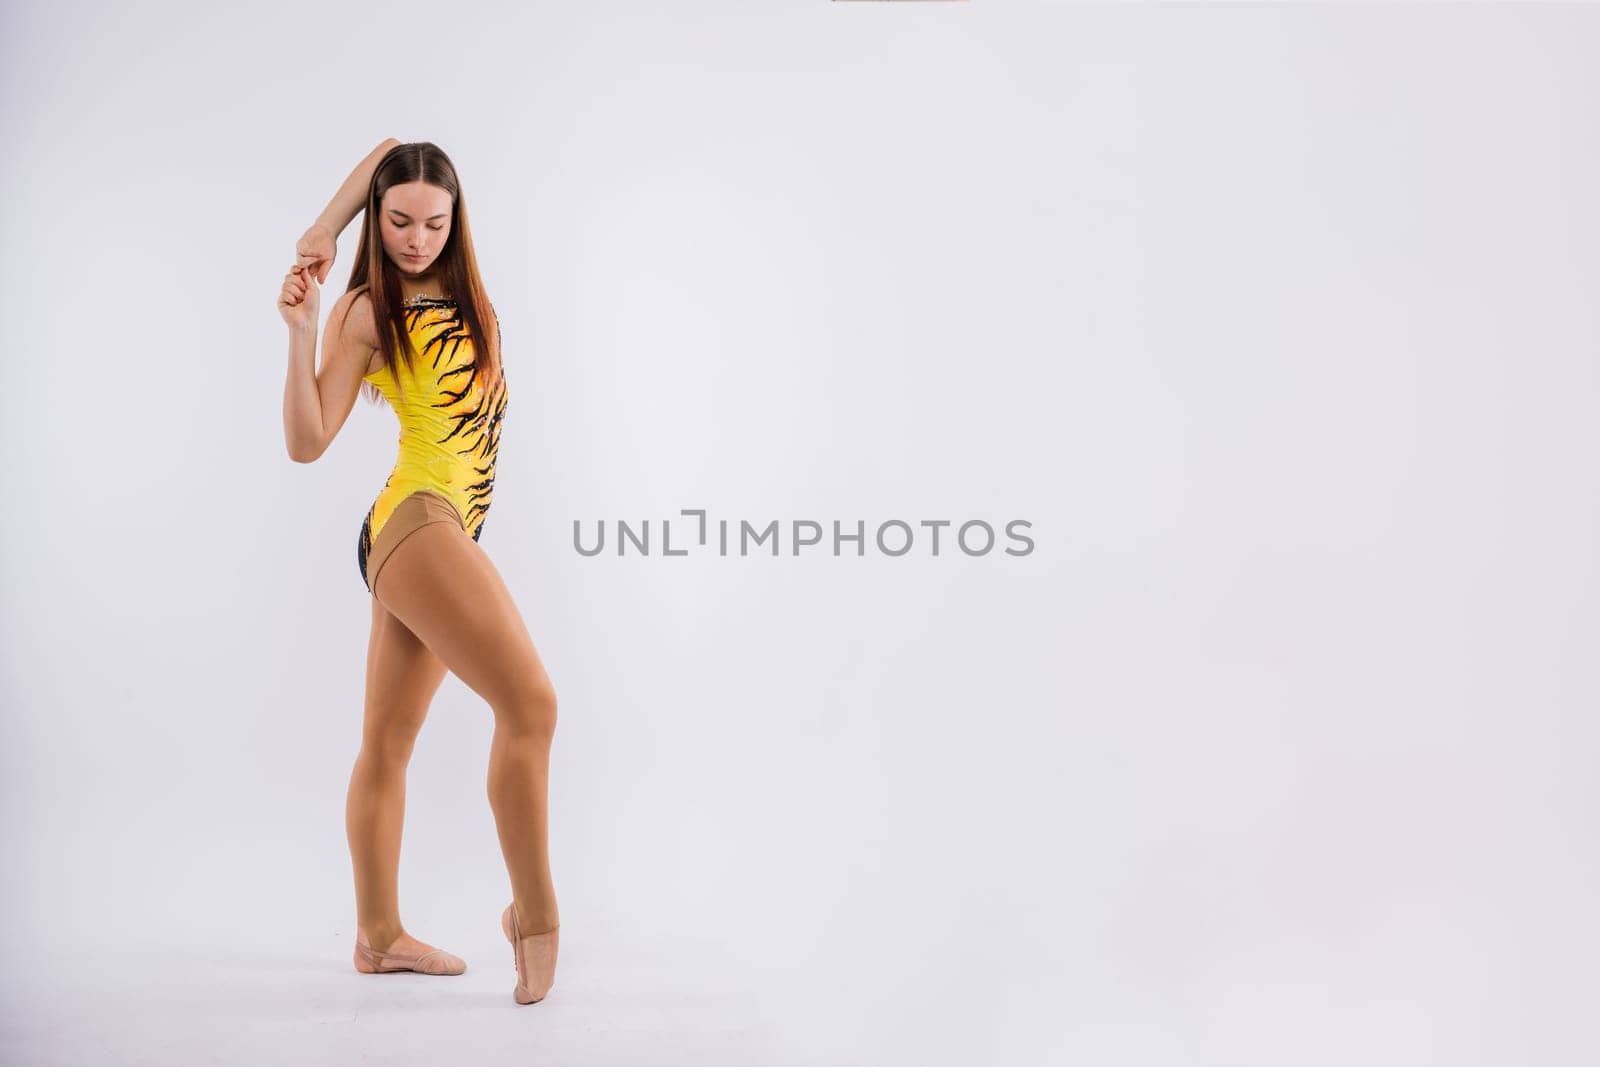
[295,137,401,283]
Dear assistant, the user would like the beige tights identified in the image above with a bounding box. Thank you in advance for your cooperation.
[345,518,560,951]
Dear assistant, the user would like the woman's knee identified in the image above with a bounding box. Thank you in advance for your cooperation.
[495,674,558,741]
[360,735,416,777]
[358,730,418,771]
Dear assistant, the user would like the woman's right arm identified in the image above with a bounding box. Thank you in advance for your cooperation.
[279,139,396,461]
[280,275,378,463]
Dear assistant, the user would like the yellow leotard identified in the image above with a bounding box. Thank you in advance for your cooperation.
[356,297,509,589]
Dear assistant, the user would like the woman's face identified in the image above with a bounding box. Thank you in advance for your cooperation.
[380,181,453,275]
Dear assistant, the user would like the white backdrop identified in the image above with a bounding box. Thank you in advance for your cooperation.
[3,1,1598,1064]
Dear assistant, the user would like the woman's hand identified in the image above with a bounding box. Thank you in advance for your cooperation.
[278,264,320,330]
[295,221,337,284]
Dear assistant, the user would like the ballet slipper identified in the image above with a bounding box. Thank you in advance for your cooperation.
[353,930,467,976]
[501,903,559,1004]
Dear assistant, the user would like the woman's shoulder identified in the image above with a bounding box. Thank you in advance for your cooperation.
[329,286,381,349]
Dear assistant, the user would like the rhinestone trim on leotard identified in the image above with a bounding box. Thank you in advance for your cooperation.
[402,294,456,308]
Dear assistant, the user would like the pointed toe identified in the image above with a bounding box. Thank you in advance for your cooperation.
[502,901,558,1004]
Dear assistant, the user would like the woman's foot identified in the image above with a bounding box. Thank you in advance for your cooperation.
[501,904,559,1004]
[353,928,467,975]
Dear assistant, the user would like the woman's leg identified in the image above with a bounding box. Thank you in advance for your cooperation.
[372,523,561,936]
[346,595,450,951]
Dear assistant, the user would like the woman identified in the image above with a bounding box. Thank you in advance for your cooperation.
[278,139,560,1006]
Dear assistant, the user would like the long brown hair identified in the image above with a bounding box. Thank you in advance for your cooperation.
[339,142,503,405]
